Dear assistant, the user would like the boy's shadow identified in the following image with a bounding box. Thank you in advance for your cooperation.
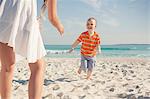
[118,93,150,99]
[44,77,78,86]
[136,96,150,99]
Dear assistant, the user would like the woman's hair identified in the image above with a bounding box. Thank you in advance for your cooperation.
[39,0,47,18]
[38,0,47,31]
[0,0,2,6]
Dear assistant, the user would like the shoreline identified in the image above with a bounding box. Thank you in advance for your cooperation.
[45,57,149,62]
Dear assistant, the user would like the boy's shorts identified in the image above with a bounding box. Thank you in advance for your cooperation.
[80,55,96,72]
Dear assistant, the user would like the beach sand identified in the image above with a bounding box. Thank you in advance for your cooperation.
[1,57,150,99]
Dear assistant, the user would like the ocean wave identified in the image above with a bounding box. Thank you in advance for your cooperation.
[136,54,150,58]
[102,48,131,50]
[46,50,70,54]
[45,49,150,58]
[147,47,150,50]
[130,47,137,50]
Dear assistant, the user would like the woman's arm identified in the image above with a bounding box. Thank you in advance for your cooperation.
[47,0,64,35]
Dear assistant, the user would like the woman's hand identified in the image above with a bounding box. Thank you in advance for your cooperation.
[47,0,64,36]
[56,22,64,35]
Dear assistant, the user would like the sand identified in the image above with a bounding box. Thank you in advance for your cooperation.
[1,57,150,99]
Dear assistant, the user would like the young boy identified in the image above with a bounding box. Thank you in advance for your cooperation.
[69,17,101,80]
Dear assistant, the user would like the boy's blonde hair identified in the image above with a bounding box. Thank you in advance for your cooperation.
[87,17,97,26]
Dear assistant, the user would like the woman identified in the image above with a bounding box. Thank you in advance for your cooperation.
[0,0,64,99]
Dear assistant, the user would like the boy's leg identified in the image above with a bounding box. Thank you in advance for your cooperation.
[78,55,86,74]
[86,57,95,80]
[86,60,93,80]
[86,70,92,80]
[77,68,81,74]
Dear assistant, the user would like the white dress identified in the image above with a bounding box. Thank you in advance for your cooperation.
[0,0,46,63]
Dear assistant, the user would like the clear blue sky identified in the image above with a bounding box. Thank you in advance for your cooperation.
[37,0,149,45]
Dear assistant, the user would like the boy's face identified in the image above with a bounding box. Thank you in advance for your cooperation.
[86,19,96,32]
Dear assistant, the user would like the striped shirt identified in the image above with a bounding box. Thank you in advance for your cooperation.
[77,31,100,57]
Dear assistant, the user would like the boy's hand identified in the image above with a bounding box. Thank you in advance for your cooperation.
[97,50,101,55]
[68,48,74,53]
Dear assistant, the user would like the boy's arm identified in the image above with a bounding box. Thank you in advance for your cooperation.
[96,34,101,54]
[71,40,80,49]
[96,45,101,54]
[68,40,80,53]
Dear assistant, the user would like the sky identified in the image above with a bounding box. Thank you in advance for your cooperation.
[37,0,149,45]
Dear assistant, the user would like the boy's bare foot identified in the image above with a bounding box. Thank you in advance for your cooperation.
[77,68,81,74]
[86,76,92,80]
[86,70,92,80]
[86,74,92,80]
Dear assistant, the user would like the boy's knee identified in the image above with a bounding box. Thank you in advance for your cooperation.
[87,62,94,71]
[87,67,93,72]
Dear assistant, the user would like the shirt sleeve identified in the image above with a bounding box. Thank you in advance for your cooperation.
[96,35,100,45]
[77,34,83,42]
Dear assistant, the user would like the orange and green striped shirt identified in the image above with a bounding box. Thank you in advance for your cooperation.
[77,31,100,57]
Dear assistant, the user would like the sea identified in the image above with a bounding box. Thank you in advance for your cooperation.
[45,44,150,58]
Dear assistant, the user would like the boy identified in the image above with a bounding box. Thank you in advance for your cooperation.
[69,17,101,80]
